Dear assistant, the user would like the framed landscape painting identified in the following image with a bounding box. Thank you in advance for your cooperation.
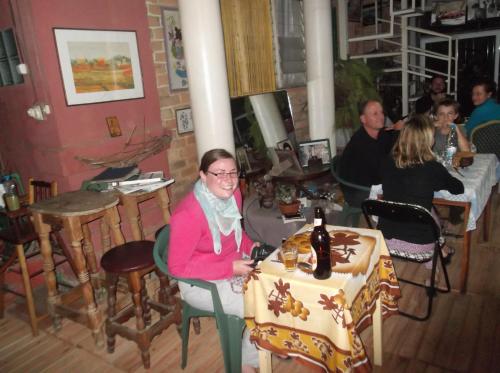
[53,28,144,106]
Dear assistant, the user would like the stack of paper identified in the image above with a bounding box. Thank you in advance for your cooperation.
[114,178,175,194]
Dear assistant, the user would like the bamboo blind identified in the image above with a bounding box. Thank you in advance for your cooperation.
[220,0,276,97]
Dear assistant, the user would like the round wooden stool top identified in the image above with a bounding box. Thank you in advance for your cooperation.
[101,241,155,273]
[29,190,119,216]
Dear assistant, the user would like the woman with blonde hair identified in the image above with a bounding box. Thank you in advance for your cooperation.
[379,115,463,260]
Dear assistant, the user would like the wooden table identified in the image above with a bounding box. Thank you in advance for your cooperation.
[29,190,125,345]
[117,187,171,241]
[244,225,401,372]
[370,153,499,293]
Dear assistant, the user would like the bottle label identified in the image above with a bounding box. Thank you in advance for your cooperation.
[313,218,322,226]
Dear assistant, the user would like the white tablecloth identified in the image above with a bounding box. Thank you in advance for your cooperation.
[370,154,499,231]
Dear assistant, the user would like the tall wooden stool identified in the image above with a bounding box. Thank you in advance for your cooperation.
[29,190,125,345]
[101,240,181,369]
[118,187,171,241]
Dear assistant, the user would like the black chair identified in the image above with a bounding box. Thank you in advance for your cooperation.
[470,120,500,160]
[362,199,451,321]
[330,155,370,227]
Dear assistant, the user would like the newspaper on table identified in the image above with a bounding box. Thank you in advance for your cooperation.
[114,177,175,194]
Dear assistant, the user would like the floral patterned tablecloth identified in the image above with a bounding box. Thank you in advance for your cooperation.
[244,225,401,373]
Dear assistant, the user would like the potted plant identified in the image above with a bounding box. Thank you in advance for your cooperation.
[276,184,300,216]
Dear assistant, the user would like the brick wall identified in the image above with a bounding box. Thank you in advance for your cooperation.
[146,0,198,207]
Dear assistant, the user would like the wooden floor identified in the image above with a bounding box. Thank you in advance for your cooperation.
[1,192,500,372]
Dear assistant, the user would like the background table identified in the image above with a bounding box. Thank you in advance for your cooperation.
[370,153,499,292]
[244,225,401,372]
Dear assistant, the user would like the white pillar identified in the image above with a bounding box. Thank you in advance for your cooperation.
[336,0,348,60]
[304,0,335,152]
[179,0,234,162]
[249,94,287,148]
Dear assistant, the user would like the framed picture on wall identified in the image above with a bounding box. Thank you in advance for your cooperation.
[176,107,194,134]
[53,28,144,106]
[161,7,189,92]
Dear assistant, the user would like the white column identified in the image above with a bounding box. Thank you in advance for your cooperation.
[179,0,234,162]
[249,94,287,148]
[336,0,348,60]
[304,0,335,152]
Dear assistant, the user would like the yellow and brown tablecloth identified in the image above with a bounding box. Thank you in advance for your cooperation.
[244,225,401,372]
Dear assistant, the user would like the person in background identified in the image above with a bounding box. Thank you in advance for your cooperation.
[433,99,470,156]
[339,99,403,207]
[379,115,464,265]
[168,149,258,373]
[415,75,452,115]
[464,78,500,136]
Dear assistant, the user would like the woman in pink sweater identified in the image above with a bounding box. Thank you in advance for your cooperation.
[168,149,258,372]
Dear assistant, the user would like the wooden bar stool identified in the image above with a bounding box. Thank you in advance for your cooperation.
[118,187,171,241]
[100,240,181,369]
[29,190,125,345]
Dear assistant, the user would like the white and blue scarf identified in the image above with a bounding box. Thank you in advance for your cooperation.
[193,179,242,255]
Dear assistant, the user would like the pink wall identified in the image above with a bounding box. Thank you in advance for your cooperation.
[0,0,168,192]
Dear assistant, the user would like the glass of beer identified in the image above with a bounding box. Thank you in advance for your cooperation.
[281,246,298,272]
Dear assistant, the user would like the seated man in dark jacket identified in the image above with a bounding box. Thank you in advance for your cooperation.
[339,100,401,207]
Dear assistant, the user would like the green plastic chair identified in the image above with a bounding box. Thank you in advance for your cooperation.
[330,155,371,227]
[153,225,246,373]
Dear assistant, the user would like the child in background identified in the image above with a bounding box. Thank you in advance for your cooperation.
[433,99,470,158]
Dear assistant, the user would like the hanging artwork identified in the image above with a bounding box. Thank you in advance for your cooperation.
[53,28,144,106]
[162,7,188,92]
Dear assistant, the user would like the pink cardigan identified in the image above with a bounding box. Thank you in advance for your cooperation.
[168,188,254,280]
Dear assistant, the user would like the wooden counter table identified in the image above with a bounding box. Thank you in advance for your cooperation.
[29,190,125,345]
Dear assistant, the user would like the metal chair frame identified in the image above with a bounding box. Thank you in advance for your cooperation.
[362,199,451,321]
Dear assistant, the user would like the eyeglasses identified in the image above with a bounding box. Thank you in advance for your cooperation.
[206,171,238,179]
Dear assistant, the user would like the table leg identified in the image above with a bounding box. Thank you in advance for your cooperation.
[482,192,492,242]
[121,196,143,241]
[64,216,103,346]
[459,203,472,293]
[259,350,272,373]
[373,297,383,366]
[82,224,100,290]
[32,212,61,330]
[105,207,125,246]
[156,188,171,225]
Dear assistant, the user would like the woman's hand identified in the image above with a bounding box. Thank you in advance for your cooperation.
[233,259,255,276]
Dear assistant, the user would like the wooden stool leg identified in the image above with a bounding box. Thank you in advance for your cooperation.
[105,207,125,247]
[141,277,151,326]
[121,197,144,241]
[106,273,119,353]
[82,224,100,290]
[15,244,38,336]
[65,217,102,346]
[156,269,169,306]
[156,188,171,225]
[0,268,4,318]
[32,213,61,331]
[99,218,111,254]
[128,272,150,369]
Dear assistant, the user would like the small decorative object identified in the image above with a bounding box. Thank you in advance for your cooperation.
[176,107,194,134]
[253,175,274,209]
[276,184,300,216]
[236,147,251,172]
[298,139,331,168]
[54,28,144,106]
[269,149,303,175]
[106,116,122,137]
[162,7,188,92]
[431,1,466,25]
[276,139,294,151]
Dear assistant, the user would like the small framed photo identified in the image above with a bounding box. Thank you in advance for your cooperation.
[276,139,294,151]
[236,147,251,172]
[298,139,331,167]
[176,107,193,134]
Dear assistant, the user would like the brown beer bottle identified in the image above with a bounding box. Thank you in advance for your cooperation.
[310,207,331,279]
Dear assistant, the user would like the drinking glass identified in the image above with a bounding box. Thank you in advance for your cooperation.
[281,246,298,272]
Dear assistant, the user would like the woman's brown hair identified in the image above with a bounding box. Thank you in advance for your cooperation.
[392,115,435,168]
[199,148,235,173]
